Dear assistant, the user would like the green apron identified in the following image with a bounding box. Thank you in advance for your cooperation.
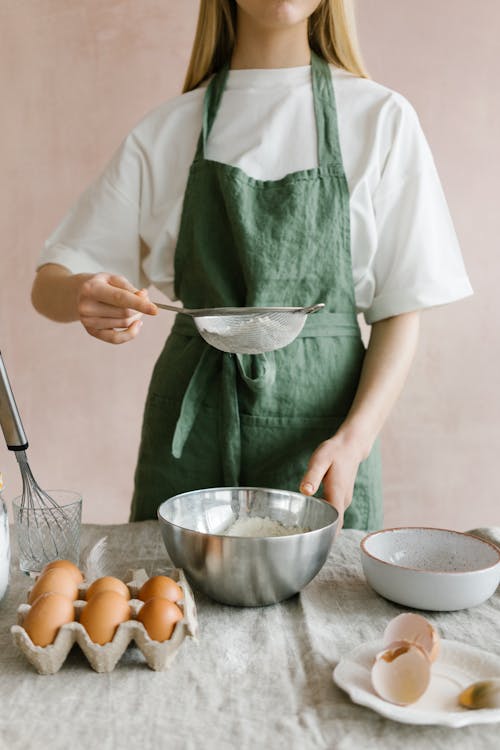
[130,53,383,530]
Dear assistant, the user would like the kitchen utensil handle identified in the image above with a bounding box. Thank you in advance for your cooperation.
[153,302,185,314]
[0,351,28,450]
[303,303,325,314]
[153,302,326,316]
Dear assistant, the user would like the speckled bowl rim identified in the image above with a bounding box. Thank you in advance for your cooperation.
[360,526,500,575]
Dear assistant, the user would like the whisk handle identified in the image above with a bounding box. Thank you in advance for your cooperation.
[0,351,28,450]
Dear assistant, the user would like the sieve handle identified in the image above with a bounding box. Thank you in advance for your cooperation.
[153,302,326,317]
[0,351,28,450]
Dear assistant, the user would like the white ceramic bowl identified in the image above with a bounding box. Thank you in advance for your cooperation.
[360,527,500,611]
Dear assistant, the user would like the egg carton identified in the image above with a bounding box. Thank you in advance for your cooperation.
[11,568,198,675]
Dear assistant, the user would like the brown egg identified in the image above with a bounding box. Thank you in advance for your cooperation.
[79,590,130,645]
[28,568,79,604]
[85,576,130,601]
[23,592,75,647]
[41,559,84,585]
[371,640,431,705]
[137,598,183,642]
[138,575,183,603]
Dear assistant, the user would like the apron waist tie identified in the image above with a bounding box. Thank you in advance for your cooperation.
[171,311,361,482]
[171,310,361,339]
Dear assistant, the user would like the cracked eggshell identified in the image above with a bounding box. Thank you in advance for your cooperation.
[383,612,440,663]
[371,640,431,705]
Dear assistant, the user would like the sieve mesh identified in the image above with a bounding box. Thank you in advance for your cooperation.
[194,311,308,354]
[153,302,325,354]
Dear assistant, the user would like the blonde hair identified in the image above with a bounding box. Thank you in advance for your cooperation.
[183,0,368,93]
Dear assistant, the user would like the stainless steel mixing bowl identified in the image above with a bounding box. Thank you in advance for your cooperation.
[157,487,338,607]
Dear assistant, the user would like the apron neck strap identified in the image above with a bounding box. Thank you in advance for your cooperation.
[195,51,343,170]
[194,65,230,160]
[310,51,344,170]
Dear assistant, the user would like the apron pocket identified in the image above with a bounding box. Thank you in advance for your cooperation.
[239,412,382,530]
[239,411,343,491]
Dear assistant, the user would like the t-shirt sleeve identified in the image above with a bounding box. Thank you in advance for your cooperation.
[38,132,148,289]
[362,96,473,324]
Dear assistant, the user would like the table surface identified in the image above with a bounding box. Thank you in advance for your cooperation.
[1,522,499,750]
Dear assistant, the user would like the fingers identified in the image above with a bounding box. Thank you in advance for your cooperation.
[82,311,143,330]
[79,299,144,319]
[108,274,137,292]
[322,465,346,534]
[76,273,157,345]
[300,440,333,497]
[86,319,143,345]
[79,274,157,316]
[300,439,359,533]
[95,283,156,316]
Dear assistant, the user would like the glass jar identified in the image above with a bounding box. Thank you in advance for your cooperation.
[0,473,10,601]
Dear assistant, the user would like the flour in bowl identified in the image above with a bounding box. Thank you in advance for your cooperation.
[223,516,308,537]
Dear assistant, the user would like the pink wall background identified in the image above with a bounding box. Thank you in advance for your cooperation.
[1,1,498,529]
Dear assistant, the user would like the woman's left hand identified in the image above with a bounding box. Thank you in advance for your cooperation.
[299,312,421,530]
[299,432,366,530]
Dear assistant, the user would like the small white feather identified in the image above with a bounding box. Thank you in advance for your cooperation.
[81,536,108,581]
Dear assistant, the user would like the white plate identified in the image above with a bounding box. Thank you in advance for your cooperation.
[333,639,500,727]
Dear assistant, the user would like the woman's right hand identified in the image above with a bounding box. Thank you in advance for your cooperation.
[77,272,158,344]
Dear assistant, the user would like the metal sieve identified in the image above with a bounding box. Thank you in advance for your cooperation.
[154,302,325,354]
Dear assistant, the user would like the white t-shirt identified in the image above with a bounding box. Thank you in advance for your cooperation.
[39,64,472,323]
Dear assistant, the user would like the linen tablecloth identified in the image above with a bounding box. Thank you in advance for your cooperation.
[0,522,499,750]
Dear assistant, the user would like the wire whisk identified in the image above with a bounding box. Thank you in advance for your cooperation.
[15,452,76,561]
[0,351,81,573]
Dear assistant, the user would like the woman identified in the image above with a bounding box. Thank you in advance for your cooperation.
[31,0,472,529]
